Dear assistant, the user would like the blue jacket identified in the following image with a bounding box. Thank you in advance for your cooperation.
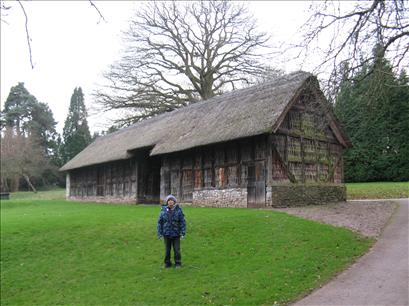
[157,204,186,238]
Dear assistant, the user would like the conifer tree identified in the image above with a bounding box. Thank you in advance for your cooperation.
[335,57,409,182]
[2,83,59,149]
[1,83,60,190]
[62,87,92,163]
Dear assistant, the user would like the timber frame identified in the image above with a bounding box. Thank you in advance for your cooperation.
[63,71,351,207]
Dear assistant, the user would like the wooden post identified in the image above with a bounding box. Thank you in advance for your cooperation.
[300,136,305,183]
[134,161,139,203]
[266,134,273,186]
[160,157,168,202]
[66,173,70,199]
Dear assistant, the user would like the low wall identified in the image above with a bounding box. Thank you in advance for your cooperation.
[268,184,346,207]
[193,188,247,208]
[68,184,345,208]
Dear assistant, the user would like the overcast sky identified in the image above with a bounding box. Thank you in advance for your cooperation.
[1,1,313,134]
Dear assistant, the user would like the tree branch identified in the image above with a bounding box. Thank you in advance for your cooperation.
[17,0,34,69]
[88,0,106,24]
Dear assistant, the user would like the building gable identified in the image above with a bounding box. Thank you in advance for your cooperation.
[271,80,350,184]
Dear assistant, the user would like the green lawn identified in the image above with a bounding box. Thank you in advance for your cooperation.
[1,198,372,305]
[346,181,409,200]
[9,188,65,201]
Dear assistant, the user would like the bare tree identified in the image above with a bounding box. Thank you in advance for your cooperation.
[1,128,52,192]
[298,0,409,96]
[94,1,272,126]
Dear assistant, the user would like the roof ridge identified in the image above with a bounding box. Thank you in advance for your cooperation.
[101,70,311,138]
[61,70,314,171]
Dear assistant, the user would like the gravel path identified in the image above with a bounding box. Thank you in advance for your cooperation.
[293,199,409,306]
[273,200,398,237]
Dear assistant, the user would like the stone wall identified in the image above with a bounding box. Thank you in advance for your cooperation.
[192,188,247,208]
[266,186,272,205]
[268,184,346,207]
[69,184,345,208]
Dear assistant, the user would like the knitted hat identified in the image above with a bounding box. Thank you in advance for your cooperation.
[165,194,177,204]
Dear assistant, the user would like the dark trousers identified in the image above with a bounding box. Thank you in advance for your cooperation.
[164,236,181,266]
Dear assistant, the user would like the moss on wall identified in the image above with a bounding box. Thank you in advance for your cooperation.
[269,183,346,207]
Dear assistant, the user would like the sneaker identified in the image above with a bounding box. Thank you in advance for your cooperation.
[175,264,182,269]
[164,264,172,269]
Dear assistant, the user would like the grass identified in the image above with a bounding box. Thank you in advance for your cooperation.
[10,188,66,201]
[10,180,408,202]
[1,196,373,305]
[346,181,409,200]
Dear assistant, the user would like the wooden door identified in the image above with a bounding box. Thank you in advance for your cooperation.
[181,169,193,202]
[247,161,266,208]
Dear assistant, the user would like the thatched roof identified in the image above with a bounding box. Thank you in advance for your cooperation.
[60,71,348,171]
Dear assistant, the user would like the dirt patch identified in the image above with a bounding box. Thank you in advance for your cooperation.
[273,200,398,237]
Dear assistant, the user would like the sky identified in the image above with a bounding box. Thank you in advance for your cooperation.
[1,1,313,135]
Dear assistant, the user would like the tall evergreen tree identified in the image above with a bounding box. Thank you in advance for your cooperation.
[62,87,92,163]
[335,56,409,182]
[1,83,59,151]
[1,83,61,190]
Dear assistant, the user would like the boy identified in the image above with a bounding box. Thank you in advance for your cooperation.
[157,194,186,268]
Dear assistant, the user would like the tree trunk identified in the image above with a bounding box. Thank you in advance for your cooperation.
[11,176,20,192]
[1,177,9,192]
[23,174,37,193]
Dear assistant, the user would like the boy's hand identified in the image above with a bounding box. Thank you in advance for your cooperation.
[158,235,163,240]
[181,235,185,240]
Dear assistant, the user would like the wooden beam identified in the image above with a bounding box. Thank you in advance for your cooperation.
[300,136,305,183]
[266,135,273,186]
[272,145,297,183]
[290,104,306,111]
[276,127,339,144]
[328,152,343,182]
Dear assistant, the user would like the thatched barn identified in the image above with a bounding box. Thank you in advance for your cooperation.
[60,71,351,207]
